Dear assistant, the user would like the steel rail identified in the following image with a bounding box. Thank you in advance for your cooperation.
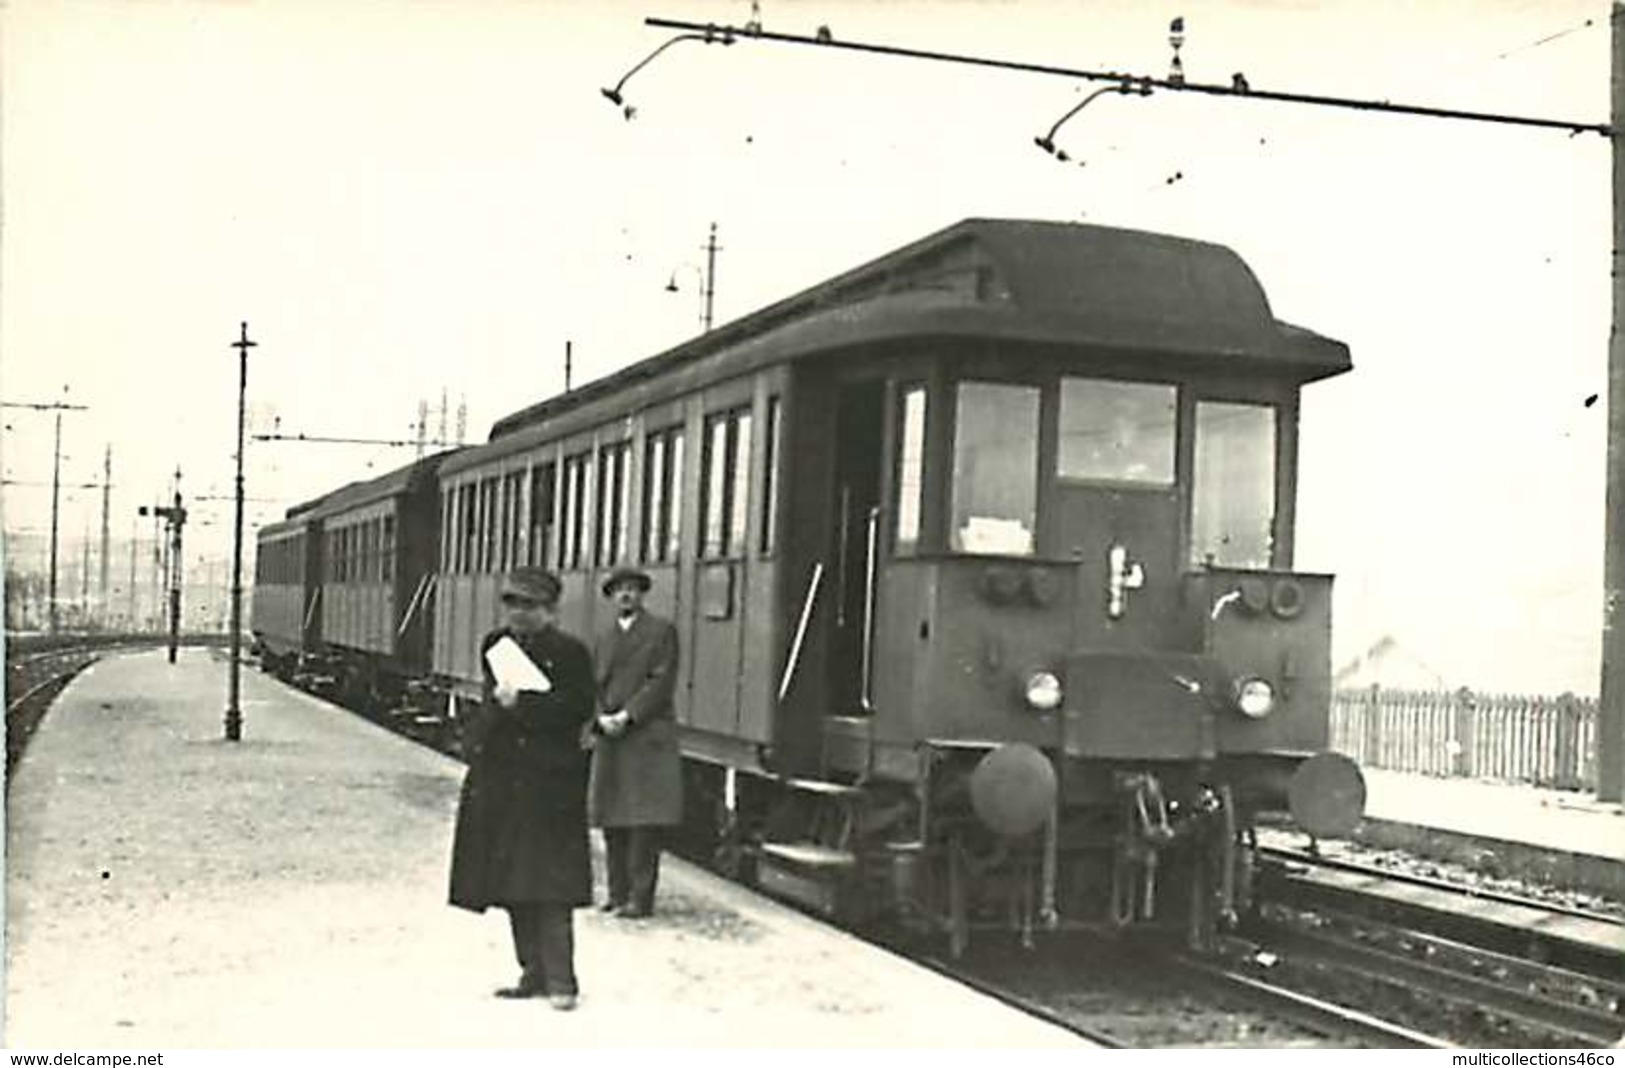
[1256,921,1625,1047]
[1260,844,1625,928]
[1172,954,1454,1048]
[1258,846,1625,981]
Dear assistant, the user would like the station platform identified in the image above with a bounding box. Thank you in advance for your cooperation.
[1336,767,1625,897]
[4,648,1087,1049]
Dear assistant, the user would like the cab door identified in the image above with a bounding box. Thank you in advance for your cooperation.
[1050,378,1183,652]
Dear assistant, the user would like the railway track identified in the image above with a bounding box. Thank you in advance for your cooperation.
[1253,843,1625,1046]
[6,643,108,776]
[906,931,1453,1047]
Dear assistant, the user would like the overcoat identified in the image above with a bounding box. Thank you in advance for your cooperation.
[587,611,683,827]
[448,624,595,912]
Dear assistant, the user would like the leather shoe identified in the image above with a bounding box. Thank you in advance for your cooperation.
[494,984,543,999]
[493,972,544,999]
[599,900,625,913]
[616,904,652,919]
[548,994,578,1012]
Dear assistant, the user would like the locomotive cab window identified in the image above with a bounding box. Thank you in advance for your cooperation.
[1190,401,1277,569]
[1058,378,1176,485]
[894,384,926,554]
[950,381,1039,556]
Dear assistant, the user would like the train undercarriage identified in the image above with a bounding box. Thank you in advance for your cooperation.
[680,741,1362,957]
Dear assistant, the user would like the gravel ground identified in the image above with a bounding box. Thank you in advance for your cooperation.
[5,649,1084,1048]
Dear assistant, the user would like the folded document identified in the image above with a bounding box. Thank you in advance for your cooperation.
[484,635,553,693]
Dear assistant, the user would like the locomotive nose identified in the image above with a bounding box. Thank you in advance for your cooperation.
[1287,751,1366,838]
[969,743,1057,837]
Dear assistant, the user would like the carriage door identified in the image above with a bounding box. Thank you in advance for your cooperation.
[827,379,886,715]
[1053,378,1182,651]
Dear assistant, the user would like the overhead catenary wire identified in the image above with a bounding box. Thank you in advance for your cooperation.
[640,16,1610,137]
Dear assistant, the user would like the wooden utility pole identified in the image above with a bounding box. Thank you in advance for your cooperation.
[703,222,719,333]
[99,444,111,622]
[2,391,88,633]
[1600,0,1625,802]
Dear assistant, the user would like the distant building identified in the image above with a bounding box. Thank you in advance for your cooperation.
[1335,634,1448,691]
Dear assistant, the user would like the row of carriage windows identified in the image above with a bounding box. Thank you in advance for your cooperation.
[254,534,304,585]
[441,397,781,576]
[325,516,396,584]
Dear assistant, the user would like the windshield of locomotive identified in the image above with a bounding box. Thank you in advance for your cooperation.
[950,381,1039,555]
[1057,378,1177,484]
[1190,401,1277,568]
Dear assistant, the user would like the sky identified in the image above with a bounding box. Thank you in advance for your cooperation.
[0,0,1611,694]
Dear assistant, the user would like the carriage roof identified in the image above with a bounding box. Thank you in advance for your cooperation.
[453,218,1348,476]
[298,449,459,524]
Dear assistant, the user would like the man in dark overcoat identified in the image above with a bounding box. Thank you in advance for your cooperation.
[588,567,682,918]
[448,567,594,1010]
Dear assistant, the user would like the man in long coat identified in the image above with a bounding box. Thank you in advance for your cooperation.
[449,567,594,1009]
[588,567,682,918]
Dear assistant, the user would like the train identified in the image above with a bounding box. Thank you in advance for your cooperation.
[252,217,1366,953]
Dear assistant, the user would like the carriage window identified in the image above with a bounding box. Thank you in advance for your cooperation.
[503,471,525,570]
[642,426,683,563]
[1059,378,1176,485]
[528,462,556,567]
[950,382,1039,556]
[459,485,475,574]
[1191,402,1276,568]
[760,397,780,556]
[702,406,752,559]
[894,385,926,554]
[595,441,631,567]
[559,453,592,570]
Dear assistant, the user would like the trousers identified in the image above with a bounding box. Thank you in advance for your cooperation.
[604,826,664,912]
[506,904,577,996]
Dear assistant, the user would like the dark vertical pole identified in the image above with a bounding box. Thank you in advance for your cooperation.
[565,339,573,392]
[48,409,61,633]
[128,518,138,628]
[1601,0,1625,802]
[100,444,111,622]
[167,471,182,664]
[226,321,255,742]
[703,222,718,333]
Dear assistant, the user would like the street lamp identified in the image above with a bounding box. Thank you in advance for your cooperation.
[663,222,720,334]
[600,27,735,117]
[225,322,256,742]
[1032,81,1148,163]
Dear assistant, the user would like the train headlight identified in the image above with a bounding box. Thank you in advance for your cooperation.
[1234,677,1275,718]
[1024,671,1064,712]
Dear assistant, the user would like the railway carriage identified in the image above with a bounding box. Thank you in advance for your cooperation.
[300,451,454,707]
[250,502,324,675]
[426,217,1366,951]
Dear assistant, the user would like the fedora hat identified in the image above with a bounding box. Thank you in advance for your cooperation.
[501,567,562,607]
[601,567,653,597]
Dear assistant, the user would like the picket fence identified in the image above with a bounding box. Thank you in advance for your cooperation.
[1329,685,1597,791]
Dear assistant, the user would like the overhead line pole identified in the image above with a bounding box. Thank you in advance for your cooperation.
[1601,2,1625,802]
[3,394,89,633]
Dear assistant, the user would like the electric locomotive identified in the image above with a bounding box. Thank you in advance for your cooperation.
[419,217,1364,951]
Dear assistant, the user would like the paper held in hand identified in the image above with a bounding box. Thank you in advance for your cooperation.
[484,636,553,693]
